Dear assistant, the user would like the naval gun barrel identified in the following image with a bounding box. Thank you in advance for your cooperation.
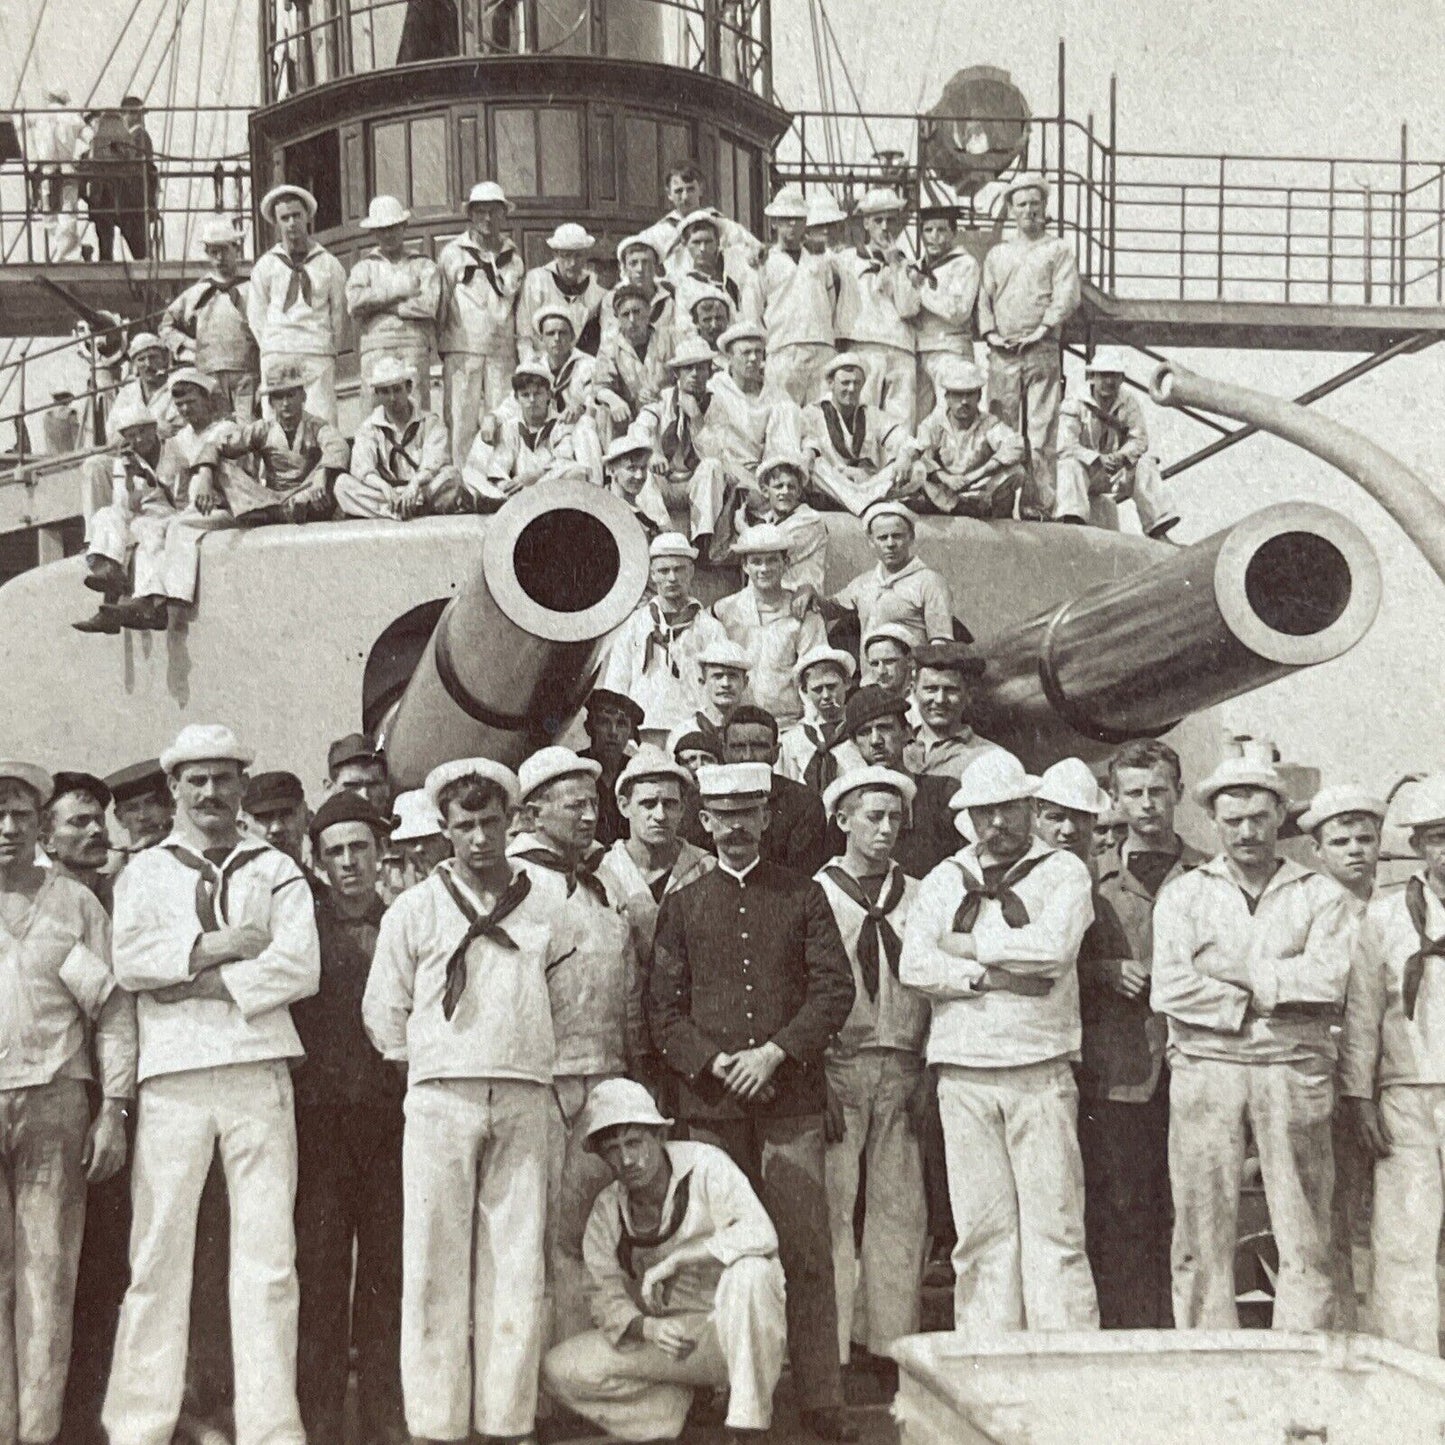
[970,501,1380,766]
[383,480,651,789]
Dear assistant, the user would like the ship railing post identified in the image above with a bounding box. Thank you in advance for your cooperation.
[1284,188,1292,303]
[1398,121,1408,304]
[1326,159,1335,301]
[1215,154,1225,299]
[1179,183,1187,300]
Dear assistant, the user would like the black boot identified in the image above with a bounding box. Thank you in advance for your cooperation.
[72,604,124,634]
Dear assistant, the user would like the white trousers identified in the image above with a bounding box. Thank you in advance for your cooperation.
[810,459,906,517]
[937,1059,1099,1334]
[102,1061,304,1445]
[824,1049,926,1360]
[548,1075,622,1347]
[656,457,735,543]
[87,504,217,603]
[442,352,516,466]
[543,1254,787,1441]
[988,340,1061,517]
[852,342,916,428]
[259,352,337,426]
[1169,1052,1335,1331]
[1370,1084,1445,1354]
[401,1077,550,1440]
[1054,452,1178,535]
[765,342,834,409]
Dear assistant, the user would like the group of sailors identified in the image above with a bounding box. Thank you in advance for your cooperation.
[8,536,1445,1444]
[68,160,1180,633]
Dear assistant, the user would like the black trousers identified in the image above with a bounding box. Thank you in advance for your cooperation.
[294,1097,406,1445]
[1078,1083,1173,1329]
[692,1113,842,1413]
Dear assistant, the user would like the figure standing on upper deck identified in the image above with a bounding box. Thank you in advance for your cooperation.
[979,172,1080,519]
[901,207,980,422]
[1057,348,1179,537]
[645,160,761,283]
[835,189,919,428]
[159,218,260,422]
[345,195,442,413]
[438,182,525,466]
[248,184,348,425]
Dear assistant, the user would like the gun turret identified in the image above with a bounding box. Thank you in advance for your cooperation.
[971,501,1380,766]
[381,479,651,789]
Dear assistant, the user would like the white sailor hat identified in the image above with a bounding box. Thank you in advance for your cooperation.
[616,233,665,266]
[0,761,54,804]
[805,192,848,228]
[668,336,718,370]
[717,320,766,351]
[533,303,577,335]
[368,355,415,389]
[856,187,906,216]
[168,366,219,396]
[517,746,602,804]
[862,499,916,532]
[649,531,698,561]
[511,359,554,389]
[862,622,916,655]
[423,758,521,814]
[1193,756,1291,808]
[949,749,1040,811]
[197,216,242,249]
[687,284,735,316]
[259,183,318,223]
[1035,758,1109,815]
[1086,346,1130,375]
[359,194,411,229]
[465,181,514,213]
[127,331,166,360]
[581,1077,673,1150]
[260,359,308,396]
[695,638,752,674]
[1001,171,1049,203]
[1298,784,1387,834]
[756,451,809,485]
[822,765,916,820]
[159,723,254,775]
[1398,775,1445,833]
[603,434,652,467]
[936,357,987,394]
[546,222,595,253]
[675,209,723,241]
[824,351,869,380]
[615,745,692,800]
[390,789,444,842]
[793,644,857,687]
[764,185,809,220]
[696,762,773,810]
[732,522,790,556]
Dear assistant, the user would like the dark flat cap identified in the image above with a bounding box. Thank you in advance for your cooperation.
[587,688,645,729]
[842,685,911,740]
[327,732,382,775]
[49,771,112,810]
[244,771,306,814]
[672,731,721,759]
[913,641,986,677]
[105,758,166,802]
[309,790,389,847]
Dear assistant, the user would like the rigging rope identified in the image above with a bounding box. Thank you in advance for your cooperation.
[177,0,216,257]
[8,0,52,110]
[81,0,151,108]
[115,0,174,104]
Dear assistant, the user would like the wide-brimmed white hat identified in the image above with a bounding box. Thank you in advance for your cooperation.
[1036,758,1109,815]
[603,435,651,467]
[696,639,751,674]
[717,320,766,351]
[732,522,790,556]
[1297,783,1387,834]
[862,622,916,655]
[465,180,514,212]
[391,788,443,842]
[369,355,415,389]
[359,194,411,229]
[756,451,809,485]
[1001,171,1049,203]
[1193,757,1290,808]
[168,366,219,396]
[1394,775,1445,833]
[764,185,809,220]
[949,749,1040,811]
[259,183,317,223]
[936,357,987,394]
[668,336,718,370]
[824,351,869,381]
[197,216,242,249]
[546,223,595,253]
[127,331,166,360]
[823,765,916,819]
[687,284,735,317]
[423,758,520,814]
[862,499,915,532]
[1086,346,1130,375]
[805,193,847,228]
[615,745,692,801]
[581,1077,673,1151]
[676,208,723,242]
[517,746,601,803]
[532,303,576,335]
[160,724,254,775]
[793,645,857,687]
[0,762,55,804]
[616,233,665,265]
[649,531,697,561]
[856,187,906,216]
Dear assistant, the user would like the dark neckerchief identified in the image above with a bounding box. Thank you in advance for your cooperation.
[824,863,906,999]
[434,866,533,1021]
[1127,848,1179,898]
[514,842,609,906]
[802,723,841,793]
[161,839,293,932]
[457,240,516,294]
[276,246,321,311]
[189,274,246,322]
[821,398,868,464]
[643,596,702,677]
[616,1170,691,1279]
[1402,876,1445,1019]
[550,265,593,300]
[949,851,1051,931]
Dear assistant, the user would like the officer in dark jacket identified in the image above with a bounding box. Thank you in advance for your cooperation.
[649,762,857,1443]
[723,704,831,875]
[292,793,407,1445]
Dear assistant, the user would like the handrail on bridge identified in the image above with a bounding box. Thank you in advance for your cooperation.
[261,0,772,103]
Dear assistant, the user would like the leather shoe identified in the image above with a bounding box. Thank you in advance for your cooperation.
[112,596,168,631]
[800,1406,859,1442]
[72,605,123,635]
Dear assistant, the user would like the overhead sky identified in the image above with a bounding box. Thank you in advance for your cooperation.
[9,0,1445,796]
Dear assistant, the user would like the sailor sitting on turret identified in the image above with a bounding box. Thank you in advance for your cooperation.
[599,236,677,348]
[336,357,465,520]
[686,286,735,353]
[729,452,828,592]
[602,435,671,539]
[802,352,912,516]
[904,358,1025,518]
[461,361,591,507]
[670,212,750,321]
[589,284,673,450]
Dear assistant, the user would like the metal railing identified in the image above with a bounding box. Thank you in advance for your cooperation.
[262,0,771,102]
[774,110,1445,311]
[1,106,252,267]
